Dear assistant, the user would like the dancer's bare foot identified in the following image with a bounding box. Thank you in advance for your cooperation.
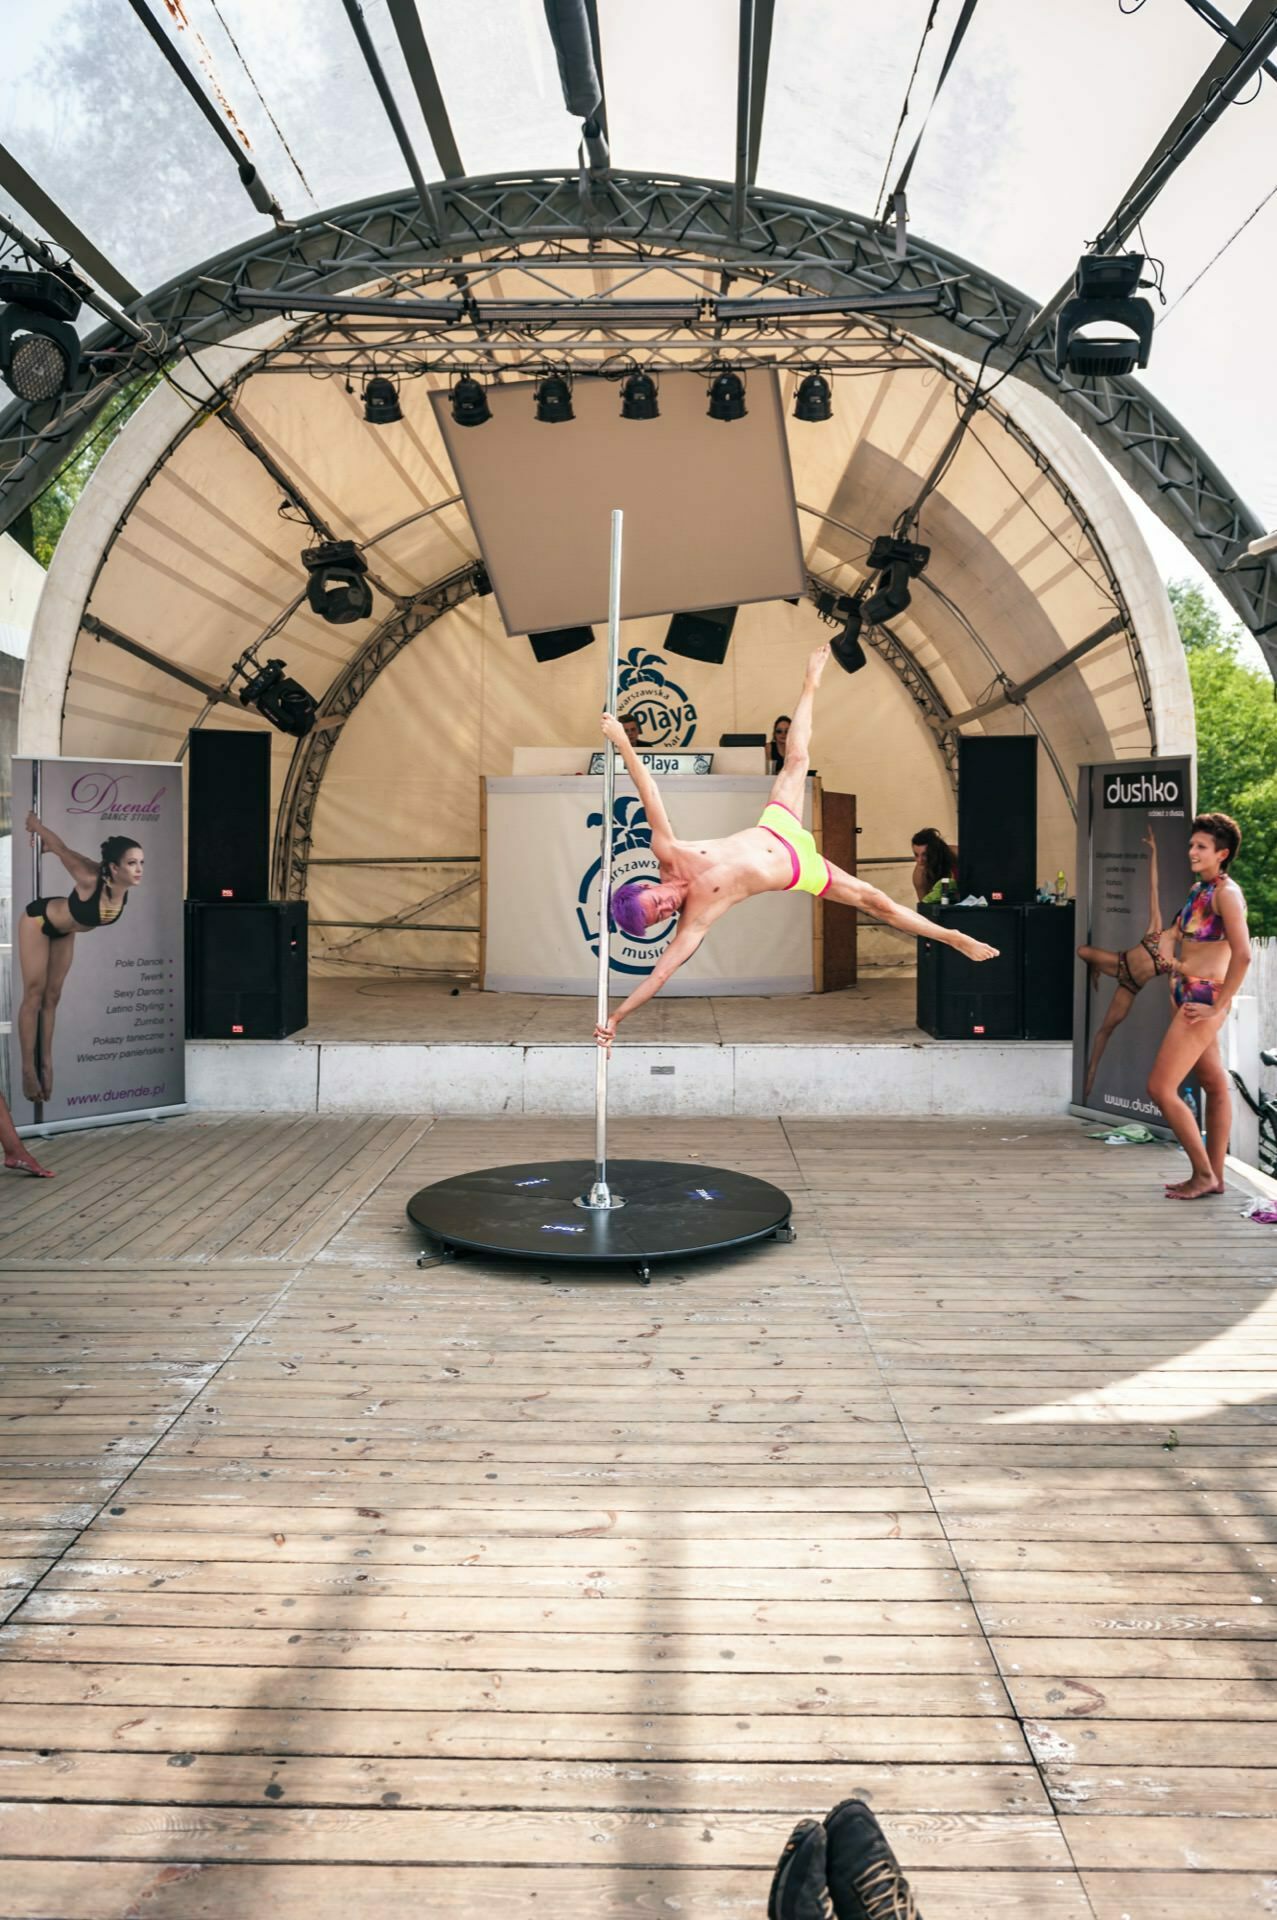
[954,935,1000,963]
[4,1146,53,1178]
[805,642,830,686]
[1164,1174,1224,1195]
[1166,1172,1222,1199]
[21,1065,42,1103]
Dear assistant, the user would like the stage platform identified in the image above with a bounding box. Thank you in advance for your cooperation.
[187,970,1072,1118]
[2,1109,1273,1920]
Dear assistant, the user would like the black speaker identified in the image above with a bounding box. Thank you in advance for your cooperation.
[185,900,308,1039]
[665,606,737,664]
[916,906,1024,1039]
[957,736,1037,904]
[187,728,271,902]
[1022,902,1076,1040]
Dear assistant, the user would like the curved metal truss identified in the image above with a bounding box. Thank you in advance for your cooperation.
[1,170,1273,679]
[273,565,968,904]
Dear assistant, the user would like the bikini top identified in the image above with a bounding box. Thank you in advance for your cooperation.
[1178,876,1225,942]
[66,876,127,930]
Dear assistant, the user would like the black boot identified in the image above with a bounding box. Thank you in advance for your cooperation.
[824,1799,921,1920]
[768,1817,835,1920]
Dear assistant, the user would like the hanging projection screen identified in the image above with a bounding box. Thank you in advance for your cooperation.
[432,370,806,635]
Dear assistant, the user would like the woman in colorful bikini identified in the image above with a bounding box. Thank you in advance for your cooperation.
[1077,824,1175,1099]
[1147,812,1250,1200]
[17,813,145,1105]
[596,645,999,1050]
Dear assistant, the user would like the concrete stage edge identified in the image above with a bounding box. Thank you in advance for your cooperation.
[186,1034,1072,1117]
[405,1158,795,1283]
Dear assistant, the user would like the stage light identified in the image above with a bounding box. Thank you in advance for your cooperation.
[707,370,746,422]
[302,540,374,625]
[831,596,868,675]
[665,607,737,665]
[472,563,493,596]
[861,535,930,625]
[363,375,402,424]
[0,267,82,403]
[793,371,832,422]
[235,658,317,737]
[1055,252,1153,378]
[534,372,574,424]
[620,370,659,420]
[450,374,491,427]
[529,625,595,663]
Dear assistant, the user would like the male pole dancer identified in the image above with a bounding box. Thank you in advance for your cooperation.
[596,643,998,1049]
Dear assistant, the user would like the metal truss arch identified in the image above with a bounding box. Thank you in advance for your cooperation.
[2,174,1272,664]
[3,171,1271,677]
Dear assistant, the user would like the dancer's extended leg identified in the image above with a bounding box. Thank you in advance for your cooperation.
[823,863,998,963]
[768,646,826,816]
[1148,1009,1224,1198]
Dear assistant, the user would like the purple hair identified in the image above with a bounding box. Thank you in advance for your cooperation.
[609,879,654,938]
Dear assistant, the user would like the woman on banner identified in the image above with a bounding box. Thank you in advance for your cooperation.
[1077,824,1175,1098]
[1148,812,1251,1200]
[17,812,145,1104]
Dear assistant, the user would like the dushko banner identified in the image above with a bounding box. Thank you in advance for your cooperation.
[1073,757,1193,1125]
[10,757,185,1131]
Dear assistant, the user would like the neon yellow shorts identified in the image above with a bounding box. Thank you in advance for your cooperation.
[758,802,832,897]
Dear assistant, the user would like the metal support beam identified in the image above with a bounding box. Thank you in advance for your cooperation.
[341,0,443,234]
[733,0,756,238]
[0,150,142,311]
[80,612,242,706]
[123,0,284,222]
[385,0,464,179]
[943,615,1128,727]
[1023,1,1277,342]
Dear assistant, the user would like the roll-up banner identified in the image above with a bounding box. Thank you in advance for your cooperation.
[1072,757,1193,1125]
[10,757,186,1133]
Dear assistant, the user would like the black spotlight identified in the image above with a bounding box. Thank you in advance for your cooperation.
[529,625,595,663]
[665,607,737,665]
[793,371,833,422]
[1055,252,1154,378]
[831,596,868,675]
[620,370,660,420]
[861,535,930,625]
[472,563,493,597]
[534,372,575,424]
[363,375,402,424]
[236,658,318,738]
[707,370,747,422]
[0,268,82,403]
[302,540,374,625]
[450,375,491,427]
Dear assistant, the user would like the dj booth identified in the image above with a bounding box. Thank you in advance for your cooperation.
[481,747,856,996]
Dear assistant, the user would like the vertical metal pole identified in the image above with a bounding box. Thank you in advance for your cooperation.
[30,762,43,1126]
[583,510,624,1211]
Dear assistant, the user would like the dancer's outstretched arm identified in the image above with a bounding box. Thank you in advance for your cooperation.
[26,811,99,892]
[602,715,675,847]
[1143,826,1163,939]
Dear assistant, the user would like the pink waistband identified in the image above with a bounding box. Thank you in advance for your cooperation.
[760,823,801,891]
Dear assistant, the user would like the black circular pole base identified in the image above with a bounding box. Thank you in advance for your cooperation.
[406,1159,794,1282]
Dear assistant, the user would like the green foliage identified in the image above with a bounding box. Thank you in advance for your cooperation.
[1168,578,1277,937]
[27,372,160,569]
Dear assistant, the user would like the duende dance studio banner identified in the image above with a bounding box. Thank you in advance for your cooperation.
[9,758,185,1130]
[1073,757,1192,1124]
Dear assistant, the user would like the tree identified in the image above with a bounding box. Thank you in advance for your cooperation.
[1168,579,1277,938]
[26,371,160,568]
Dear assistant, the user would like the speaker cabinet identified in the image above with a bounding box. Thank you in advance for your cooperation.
[916,906,1024,1039]
[957,736,1037,904]
[1022,902,1076,1040]
[187,728,271,903]
[185,901,308,1039]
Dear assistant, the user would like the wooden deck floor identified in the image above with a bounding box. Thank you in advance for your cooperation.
[1,1111,1275,1918]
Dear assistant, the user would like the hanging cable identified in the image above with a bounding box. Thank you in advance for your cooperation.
[877,0,983,251]
[1158,173,1277,323]
[873,2,941,223]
